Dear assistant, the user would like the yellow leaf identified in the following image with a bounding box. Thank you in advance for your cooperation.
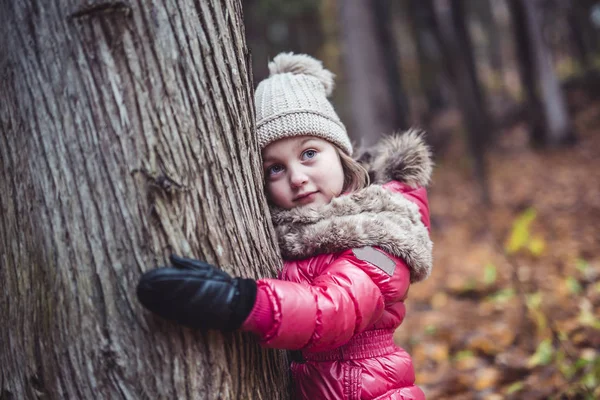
[454,350,475,361]
[506,381,524,394]
[505,208,536,254]
[528,236,546,257]
[528,339,554,367]
[526,293,549,337]
[526,292,543,309]
[487,288,515,303]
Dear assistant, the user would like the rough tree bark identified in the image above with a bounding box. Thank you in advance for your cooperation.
[0,1,289,399]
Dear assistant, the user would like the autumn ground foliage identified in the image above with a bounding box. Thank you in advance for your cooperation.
[396,104,600,399]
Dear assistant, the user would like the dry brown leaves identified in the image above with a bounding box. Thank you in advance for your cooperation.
[395,103,600,399]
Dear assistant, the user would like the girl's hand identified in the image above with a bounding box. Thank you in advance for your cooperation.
[136,255,256,331]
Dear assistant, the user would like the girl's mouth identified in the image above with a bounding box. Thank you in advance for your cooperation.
[294,191,318,203]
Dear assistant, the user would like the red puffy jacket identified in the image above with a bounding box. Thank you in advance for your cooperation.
[243,132,433,399]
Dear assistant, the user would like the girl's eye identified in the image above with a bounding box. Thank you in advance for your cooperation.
[267,164,284,176]
[302,149,317,160]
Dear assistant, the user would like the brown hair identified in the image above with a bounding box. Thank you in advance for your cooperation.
[337,148,370,193]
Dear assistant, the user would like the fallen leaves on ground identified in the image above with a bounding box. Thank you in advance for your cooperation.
[395,103,600,399]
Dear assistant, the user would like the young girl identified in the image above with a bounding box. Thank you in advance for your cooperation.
[137,53,433,400]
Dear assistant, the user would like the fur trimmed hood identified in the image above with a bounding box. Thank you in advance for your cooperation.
[270,130,433,283]
[358,129,433,188]
[272,185,432,282]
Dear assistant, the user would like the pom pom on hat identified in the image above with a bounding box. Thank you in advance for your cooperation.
[255,52,352,155]
[268,52,335,96]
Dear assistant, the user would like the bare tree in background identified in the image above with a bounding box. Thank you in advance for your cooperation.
[372,0,410,131]
[508,0,546,146]
[338,0,409,147]
[510,0,575,147]
[470,0,504,83]
[566,0,598,70]
[0,1,289,399]
[408,0,450,114]
[434,0,491,203]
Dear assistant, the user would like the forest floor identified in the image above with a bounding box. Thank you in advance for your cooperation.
[395,102,600,400]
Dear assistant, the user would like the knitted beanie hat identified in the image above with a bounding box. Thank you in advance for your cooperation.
[255,53,353,155]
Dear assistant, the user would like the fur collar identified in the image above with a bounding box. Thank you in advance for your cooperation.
[358,129,433,188]
[271,185,432,282]
[270,131,433,283]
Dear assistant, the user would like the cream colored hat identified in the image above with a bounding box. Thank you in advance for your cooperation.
[255,53,353,155]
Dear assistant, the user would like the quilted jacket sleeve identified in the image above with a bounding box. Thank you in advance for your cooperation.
[246,249,411,352]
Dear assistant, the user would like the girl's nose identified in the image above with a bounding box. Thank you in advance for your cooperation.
[289,168,308,188]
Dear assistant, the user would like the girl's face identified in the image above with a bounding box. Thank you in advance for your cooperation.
[262,136,345,209]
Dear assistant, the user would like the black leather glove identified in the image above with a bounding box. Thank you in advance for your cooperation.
[136,255,257,331]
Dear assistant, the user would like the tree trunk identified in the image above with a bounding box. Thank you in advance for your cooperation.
[372,0,410,132]
[0,1,289,399]
[338,0,405,147]
[567,0,597,70]
[521,0,574,146]
[508,0,546,146]
[407,0,450,113]
[470,0,504,75]
[433,0,491,203]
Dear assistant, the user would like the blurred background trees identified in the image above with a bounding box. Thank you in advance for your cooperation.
[243,1,600,399]
[243,0,600,201]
